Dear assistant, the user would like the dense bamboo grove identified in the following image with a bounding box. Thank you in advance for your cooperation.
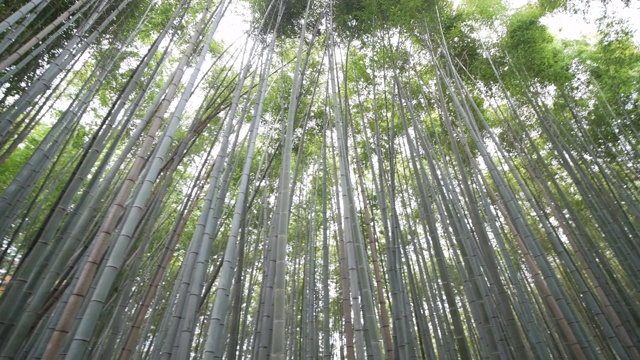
[0,0,638,358]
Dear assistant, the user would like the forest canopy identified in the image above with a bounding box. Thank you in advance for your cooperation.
[0,0,638,359]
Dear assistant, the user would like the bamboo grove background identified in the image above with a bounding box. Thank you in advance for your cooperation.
[0,0,638,358]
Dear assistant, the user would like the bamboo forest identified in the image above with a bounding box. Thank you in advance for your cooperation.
[0,0,639,358]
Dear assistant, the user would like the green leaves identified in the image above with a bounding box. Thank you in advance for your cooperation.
[334,0,430,37]
[571,20,640,153]
[346,49,372,84]
[2,0,640,359]
[0,124,47,189]
[499,6,573,91]
[461,0,507,21]
[248,0,310,38]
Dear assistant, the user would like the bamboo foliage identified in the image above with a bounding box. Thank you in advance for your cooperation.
[0,0,638,359]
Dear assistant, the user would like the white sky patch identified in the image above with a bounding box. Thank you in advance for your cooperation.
[214,1,252,50]
[543,11,597,41]
[508,0,533,8]
[541,0,640,43]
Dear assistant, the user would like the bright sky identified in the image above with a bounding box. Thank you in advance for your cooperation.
[541,0,640,43]
[214,1,251,49]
